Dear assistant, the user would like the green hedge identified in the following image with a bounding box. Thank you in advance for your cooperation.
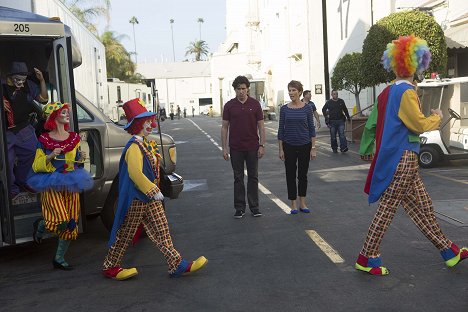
[362,10,447,86]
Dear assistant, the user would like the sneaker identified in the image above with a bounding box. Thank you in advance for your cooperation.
[332,149,338,153]
[341,147,349,153]
[251,209,262,217]
[234,210,245,219]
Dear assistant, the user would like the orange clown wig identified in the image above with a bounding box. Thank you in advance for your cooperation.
[381,35,431,78]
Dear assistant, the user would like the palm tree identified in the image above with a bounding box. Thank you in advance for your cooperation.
[60,0,111,35]
[100,31,135,79]
[197,17,204,40]
[185,40,209,61]
[129,16,139,63]
[170,19,175,61]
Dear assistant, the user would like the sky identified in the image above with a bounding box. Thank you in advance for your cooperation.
[98,0,227,64]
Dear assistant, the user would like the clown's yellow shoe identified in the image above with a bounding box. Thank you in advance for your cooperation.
[103,267,138,281]
[184,256,208,275]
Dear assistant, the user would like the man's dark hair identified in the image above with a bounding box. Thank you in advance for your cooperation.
[303,90,311,96]
[232,76,250,89]
[331,89,337,93]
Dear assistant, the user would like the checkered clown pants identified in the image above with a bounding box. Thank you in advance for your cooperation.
[103,199,182,273]
[360,150,452,258]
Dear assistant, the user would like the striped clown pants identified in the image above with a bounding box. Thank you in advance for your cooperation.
[360,150,452,258]
[41,189,80,240]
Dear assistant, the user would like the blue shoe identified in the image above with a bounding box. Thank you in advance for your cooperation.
[300,208,310,213]
[290,209,298,215]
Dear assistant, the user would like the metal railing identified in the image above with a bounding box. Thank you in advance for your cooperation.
[345,104,374,143]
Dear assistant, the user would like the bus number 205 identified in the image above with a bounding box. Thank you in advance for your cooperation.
[14,23,30,32]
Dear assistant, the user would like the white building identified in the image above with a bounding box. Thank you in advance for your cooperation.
[106,79,153,121]
[1,0,109,115]
[137,61,212,116]
[210,0,468,116]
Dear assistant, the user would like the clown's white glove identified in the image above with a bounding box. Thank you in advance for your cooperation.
[153,191,164,202]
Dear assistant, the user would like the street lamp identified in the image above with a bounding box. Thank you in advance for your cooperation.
[129,16,139,63]
[170,19,175,62]
[219,77,224,116]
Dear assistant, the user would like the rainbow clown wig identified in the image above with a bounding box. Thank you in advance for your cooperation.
[381,35,431,78]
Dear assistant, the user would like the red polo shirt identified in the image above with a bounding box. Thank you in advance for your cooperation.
[223,96,263,152]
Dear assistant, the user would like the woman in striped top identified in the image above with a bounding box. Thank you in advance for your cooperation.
[277,80,317,214]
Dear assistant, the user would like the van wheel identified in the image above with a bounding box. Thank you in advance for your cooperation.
[419,146,439,168]
[101,176,119,232]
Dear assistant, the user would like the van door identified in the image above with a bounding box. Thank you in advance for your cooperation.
[0,71,14,246]
[51,36,78,131]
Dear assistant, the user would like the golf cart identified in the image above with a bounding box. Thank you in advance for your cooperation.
[418,77,468,168]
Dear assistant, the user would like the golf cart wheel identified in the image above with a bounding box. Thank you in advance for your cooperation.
[419,146,439,168]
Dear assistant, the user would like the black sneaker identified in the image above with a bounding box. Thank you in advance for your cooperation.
[341,147,349,153]
[251,209,262,217]
[234,210,245,219]
[332,149,338,153]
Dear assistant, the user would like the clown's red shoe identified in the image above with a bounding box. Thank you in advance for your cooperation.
[102,267,138,280]
[441,243,468,267]
[170,256,208,278]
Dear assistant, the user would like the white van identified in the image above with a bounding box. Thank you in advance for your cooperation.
[418,77,468,167]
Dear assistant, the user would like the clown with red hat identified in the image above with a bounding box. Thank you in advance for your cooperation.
[355,35,467,276]
[28,101,93,270]
[102,98,207,280]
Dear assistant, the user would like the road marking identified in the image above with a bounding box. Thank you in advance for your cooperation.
[190,119,346,264]
[424,171,468,185]
[311,164,370,173]
[305,230,345,264]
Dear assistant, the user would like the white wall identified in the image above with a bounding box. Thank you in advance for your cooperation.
[31,0,109,116]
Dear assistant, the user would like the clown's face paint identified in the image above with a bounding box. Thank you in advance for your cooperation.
[56,108,70,125]
[12,75,27,89]
[141,119,155,137]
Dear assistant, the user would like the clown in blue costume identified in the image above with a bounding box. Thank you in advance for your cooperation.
[102,98,207,281]
[355,35,468,276]
[29,102,93,270]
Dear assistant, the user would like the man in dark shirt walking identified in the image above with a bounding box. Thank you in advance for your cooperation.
[322,90,350,153]
[221,76,265,218]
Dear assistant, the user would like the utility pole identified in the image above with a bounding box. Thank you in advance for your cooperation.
[170,19,175,62]
[129,16,139,63]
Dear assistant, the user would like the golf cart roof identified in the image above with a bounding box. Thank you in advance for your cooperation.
[418,76,468,87]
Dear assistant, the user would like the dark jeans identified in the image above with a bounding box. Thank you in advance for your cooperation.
[329,119,347,151]
[283,142,312,200]
[230,149,259,212]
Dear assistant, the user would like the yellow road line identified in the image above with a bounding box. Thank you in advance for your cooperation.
[305,230,345,264]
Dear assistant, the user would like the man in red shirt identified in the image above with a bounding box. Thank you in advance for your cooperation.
[221,76,266,218]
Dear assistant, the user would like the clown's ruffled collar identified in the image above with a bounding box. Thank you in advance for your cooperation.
[39,132,80,153]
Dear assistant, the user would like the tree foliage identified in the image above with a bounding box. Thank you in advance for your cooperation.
[362,10,447,86]
[100,31,143,81]
[331,52,366,113]
[60,0,111,35]
[185,40,210,61]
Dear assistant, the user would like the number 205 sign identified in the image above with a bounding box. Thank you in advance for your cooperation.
[0,21,65,37]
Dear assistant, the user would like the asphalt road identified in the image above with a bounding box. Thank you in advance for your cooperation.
[0,115,467,312]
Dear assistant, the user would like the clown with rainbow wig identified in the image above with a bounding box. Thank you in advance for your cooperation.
[355,35,467,276]
[29,102,93,270]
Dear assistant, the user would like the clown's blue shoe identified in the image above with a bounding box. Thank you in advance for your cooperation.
[170,256,208,278]
[441,243,468,267]
[355,254,389,276]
